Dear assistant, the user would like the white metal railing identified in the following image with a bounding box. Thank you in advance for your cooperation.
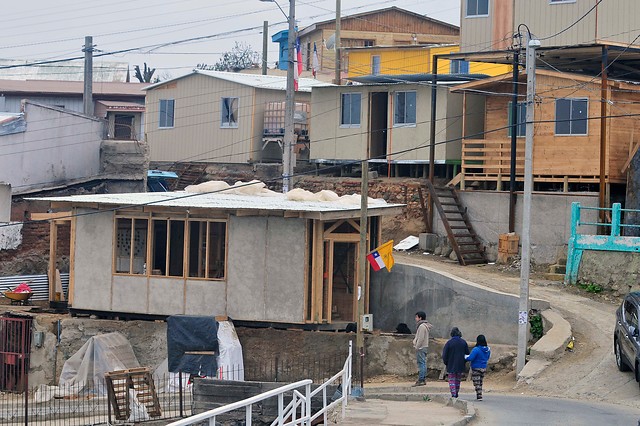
[168,341,352,426]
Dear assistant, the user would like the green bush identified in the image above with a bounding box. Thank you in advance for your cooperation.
[578,282,603,294]
[530,313,543,340]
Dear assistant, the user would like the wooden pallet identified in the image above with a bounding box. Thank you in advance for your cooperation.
[426,179,486,266]
[168,163,208,190]
[105,367,161,421]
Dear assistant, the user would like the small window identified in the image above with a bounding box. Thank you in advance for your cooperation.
[507,102,527,137]
[159,99,175,128]
[151,219,185,277]
[341,93,361,127]
[371,56,381,75]
[221,97,239,128]
[555,98,588,135]
[394,91,417,126]
[364,40,374,47]
[188,221,227,279]
[450,59,470,74]
[466,0,489,17]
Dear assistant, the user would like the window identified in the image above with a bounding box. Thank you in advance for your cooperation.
[507,102,527,137]
[450,59,470,74]
[221,97,239,128]
[371,56,381,75]
[394,91,417,126]
[466,0,489,17]
[115,215,227,279]
[624,300,639,330]
[341,93,361,127]
[159,99,175,128]
[555,98,588,135]
[115,218,148,274]
[188,221,227,279]
[364,40,374,47]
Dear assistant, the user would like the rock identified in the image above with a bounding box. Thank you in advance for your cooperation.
[433,246,442,256]
[449,251,458,262]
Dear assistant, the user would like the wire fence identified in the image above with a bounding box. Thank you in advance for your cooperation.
[0,350,351,425]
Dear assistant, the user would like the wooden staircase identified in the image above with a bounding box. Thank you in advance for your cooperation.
[426,180,487,266]
[105,367,161,421]
[168,163,208,190]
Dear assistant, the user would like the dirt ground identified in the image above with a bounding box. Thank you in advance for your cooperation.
[392,250,640,410]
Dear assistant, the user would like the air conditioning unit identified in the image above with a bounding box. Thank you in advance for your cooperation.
[361,314,373,332]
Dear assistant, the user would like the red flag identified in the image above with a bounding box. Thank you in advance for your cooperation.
[294,37,302,91]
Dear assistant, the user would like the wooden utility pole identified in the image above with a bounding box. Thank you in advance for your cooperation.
[357,160,368,389]
[83,36,93,116]
[334,0,341,85]
[262,21,269,75]
[517,36,539,376]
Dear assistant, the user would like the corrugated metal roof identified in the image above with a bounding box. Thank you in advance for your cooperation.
[0,79,147,96]
[144,70,334,93]
[0,273,69,301]
[29,191,402,214]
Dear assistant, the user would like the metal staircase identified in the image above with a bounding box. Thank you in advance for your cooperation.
[426,180,486,266]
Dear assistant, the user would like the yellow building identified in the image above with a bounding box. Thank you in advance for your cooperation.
[345,44,510,78]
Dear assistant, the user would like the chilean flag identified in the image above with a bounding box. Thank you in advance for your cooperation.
[366,250,386,271]
[294,37,302,91]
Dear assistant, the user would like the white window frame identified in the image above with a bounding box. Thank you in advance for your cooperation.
[221,97,239,128]
[555,98,588,136]
[466,0,489,17]
[159,99,175,129]
[393,91,417,127]
[550,0,576,4]
[340,92,362,128]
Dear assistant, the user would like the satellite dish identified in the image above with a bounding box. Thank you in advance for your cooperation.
[325,33,336,50]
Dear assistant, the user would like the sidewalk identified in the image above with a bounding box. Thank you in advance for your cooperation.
[337,381,477,426]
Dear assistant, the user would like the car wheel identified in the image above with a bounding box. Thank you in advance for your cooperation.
[615,338,630,372]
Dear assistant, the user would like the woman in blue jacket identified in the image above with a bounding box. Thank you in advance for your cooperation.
[465,334,491,401]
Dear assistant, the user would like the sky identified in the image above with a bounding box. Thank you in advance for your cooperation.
[0,0,460,81]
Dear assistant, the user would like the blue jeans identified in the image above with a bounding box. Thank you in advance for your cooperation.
[416,349,427,381]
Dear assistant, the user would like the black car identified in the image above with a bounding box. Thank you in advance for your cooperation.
[614,292,640,383]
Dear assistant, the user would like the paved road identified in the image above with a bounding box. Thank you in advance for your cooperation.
[471,394,640,425]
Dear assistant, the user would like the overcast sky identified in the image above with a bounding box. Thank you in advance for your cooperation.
[0,0,460,80]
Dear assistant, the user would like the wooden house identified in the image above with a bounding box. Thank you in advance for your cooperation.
[309,78,485,177]
[297,7,459,79]
[451,70,640,191]
[143,70,331,165]
[33,188,403,325]
[345,44,510,79]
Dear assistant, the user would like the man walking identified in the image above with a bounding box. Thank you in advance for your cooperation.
[412,311,432,386]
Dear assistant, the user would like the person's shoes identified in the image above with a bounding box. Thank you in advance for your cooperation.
[477,396,483,401]
[412,380,426,387]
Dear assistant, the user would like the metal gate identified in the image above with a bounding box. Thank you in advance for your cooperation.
[0,315,32,393]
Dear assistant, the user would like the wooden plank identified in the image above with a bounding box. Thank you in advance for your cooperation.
[32,211,72,221]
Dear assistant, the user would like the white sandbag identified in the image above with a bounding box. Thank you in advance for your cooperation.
[316,190,340,202]
[185,181,230,194]
[286,188,317,202]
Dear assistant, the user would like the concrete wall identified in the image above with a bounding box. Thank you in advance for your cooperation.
[0,182,10,222]
[0,102,104,195]
[432,190,599,264]
[370,263,545,345]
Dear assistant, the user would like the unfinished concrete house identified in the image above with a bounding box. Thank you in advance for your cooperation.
[33,185,403,327]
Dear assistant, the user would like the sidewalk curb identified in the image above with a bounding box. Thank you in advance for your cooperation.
[363,392,476,425]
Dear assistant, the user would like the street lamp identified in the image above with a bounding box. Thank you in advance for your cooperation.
[261,0,296,193]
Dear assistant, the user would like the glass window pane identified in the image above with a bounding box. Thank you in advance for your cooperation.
[467,0,477,16]
[188,221,206,278]
[168,220,185,277]
[208,222,226,279]
[341,94,350,124]
[167,100,174,127]
[555,99,571,134]
[517,103,527,137]
[152,220,168,275]
[351,94,361,125]
[116,218,132,273]
[372,56,381,75]
[132,219,148,274]
[478,0,489,15]
[406,91,416,124]
[571,99,588,134]
[395,92,406,124]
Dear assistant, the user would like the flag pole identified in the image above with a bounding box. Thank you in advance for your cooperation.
[357,159,368,390]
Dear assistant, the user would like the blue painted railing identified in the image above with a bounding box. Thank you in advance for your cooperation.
[565,202,640,284]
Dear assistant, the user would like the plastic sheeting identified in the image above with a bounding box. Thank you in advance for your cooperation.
[34,332,140,403]
[167,315,218,377]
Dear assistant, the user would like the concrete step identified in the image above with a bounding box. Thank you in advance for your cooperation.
[543,273,565,282]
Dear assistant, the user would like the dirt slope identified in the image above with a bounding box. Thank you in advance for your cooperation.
[395,251,640,409]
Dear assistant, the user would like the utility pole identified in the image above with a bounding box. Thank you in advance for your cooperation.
[262,21,269,75]
[83,36,94,116]
[282,0,296,192]
[517,36,539,376]
[334,0,341,85]
[357,160,368,389]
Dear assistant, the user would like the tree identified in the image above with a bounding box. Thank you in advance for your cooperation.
[197,42,260,72]
[134,63,156,83]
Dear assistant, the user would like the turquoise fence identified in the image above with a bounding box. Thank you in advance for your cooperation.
[565,202,640,284]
